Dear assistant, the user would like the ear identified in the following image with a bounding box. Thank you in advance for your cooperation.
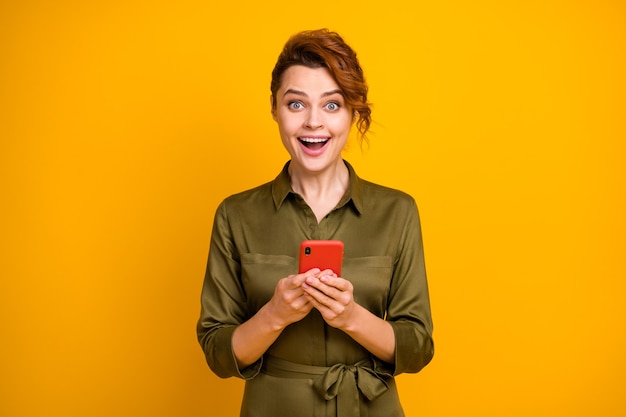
[270,95,277,121]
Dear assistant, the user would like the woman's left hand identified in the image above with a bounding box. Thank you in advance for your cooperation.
[302,269,396,363]
[302,270,356,330]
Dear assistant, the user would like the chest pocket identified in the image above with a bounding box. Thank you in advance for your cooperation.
[342,256,393,317]
[241,253,296,314]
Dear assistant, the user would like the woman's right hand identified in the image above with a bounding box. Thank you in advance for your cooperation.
[265,268,320,330]
[232,268,320,368]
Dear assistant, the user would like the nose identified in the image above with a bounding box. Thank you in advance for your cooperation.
[304,108,323,129]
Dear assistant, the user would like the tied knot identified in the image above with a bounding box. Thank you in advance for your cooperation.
[312,361,389,417]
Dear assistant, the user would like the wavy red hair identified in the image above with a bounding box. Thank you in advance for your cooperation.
[270,29,372,144]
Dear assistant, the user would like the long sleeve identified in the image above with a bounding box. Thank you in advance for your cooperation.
[386,198,434,375]
[196,200,261,379]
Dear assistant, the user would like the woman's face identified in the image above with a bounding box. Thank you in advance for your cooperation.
[272,65,352,175]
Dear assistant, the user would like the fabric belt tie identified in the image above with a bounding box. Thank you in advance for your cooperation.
[262,355,389,417]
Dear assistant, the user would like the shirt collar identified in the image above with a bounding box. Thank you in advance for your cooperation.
[271,160,364,215]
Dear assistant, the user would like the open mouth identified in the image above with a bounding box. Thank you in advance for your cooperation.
[298,137,330,151]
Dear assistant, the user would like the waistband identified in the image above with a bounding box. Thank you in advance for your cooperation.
[262,355,389,417]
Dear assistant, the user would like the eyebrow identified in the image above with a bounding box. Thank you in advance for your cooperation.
[282,88,344,98]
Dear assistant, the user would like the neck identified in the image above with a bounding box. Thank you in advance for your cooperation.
[288,159,349,205]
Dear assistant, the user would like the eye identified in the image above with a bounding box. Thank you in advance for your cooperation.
[325,102,340,111]
[288,101,304,111]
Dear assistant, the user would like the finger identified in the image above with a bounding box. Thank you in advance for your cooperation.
[278,277,301,293]
[303,291,328,311]
[284,269,321,289]
[292,294,312,311]
[306,275,352,299]
[307,281,354,312]
[303,276,334,297]
[303,282,337,308]
[303,291,341,321]
[317,269,338,279]
[296,268,322,284]
[318,275,351,291]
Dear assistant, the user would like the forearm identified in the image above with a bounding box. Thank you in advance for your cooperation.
[231,303,285,369]
[341,304,395,363]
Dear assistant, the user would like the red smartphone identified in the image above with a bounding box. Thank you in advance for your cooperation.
[298,240,344,275]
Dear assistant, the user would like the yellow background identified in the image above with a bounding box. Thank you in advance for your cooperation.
[1,1,625,416]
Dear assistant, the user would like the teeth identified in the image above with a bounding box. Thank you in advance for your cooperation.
[299,137,329,143]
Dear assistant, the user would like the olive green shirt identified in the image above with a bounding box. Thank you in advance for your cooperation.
[197,160,434,417]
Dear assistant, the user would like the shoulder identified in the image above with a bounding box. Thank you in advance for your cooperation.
[360,179,414,201]
[219,181,274,212]
[211,182,276,234]
[345,161,418,215]
[359,178,418,211]
[219,162,290,212]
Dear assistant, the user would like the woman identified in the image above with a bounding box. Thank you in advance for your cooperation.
[197,29,434,417]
